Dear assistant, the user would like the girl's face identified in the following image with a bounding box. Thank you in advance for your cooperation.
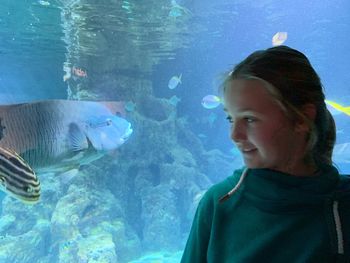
[224,79,311,175]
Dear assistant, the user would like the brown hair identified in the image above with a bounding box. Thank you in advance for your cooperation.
[222,45,336,166]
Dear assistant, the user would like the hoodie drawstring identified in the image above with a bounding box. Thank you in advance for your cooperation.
[219,168,249,203]
[332,200,344,255]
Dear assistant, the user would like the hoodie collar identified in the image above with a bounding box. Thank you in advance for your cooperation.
[242,164,341,213]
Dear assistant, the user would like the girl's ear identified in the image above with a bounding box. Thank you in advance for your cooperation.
[295,104,316,132]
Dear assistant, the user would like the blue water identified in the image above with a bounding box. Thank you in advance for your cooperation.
[0,0,349,262]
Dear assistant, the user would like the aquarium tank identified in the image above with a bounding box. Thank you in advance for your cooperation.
[0,0,349,262]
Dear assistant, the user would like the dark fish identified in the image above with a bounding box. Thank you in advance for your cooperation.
[0,146,40,204]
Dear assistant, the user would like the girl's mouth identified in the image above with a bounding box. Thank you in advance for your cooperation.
[242,148,257,153]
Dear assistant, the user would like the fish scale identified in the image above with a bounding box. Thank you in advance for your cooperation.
[1,102,66,168]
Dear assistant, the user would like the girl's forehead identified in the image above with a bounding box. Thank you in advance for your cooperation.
[224,79,276,112]
[226,79,270,96]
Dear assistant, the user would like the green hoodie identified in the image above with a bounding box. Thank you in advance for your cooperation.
[181,165,350,263]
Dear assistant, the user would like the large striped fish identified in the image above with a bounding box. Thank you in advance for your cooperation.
[0,99,133,174]
[0,146,40,204]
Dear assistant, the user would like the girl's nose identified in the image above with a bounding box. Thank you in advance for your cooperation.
[230,122,246,142]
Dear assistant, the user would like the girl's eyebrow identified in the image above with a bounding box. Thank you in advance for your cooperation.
[223,107,257,113]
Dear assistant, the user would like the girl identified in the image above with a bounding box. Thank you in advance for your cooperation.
[181,46,350,263]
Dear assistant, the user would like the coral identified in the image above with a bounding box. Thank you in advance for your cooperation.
[50,173,141,262]
[0,219,50,263]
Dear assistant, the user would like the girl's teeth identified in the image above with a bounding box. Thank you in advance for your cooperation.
[243,149,255,152]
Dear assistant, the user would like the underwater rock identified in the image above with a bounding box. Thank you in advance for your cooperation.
[0,219,50,263]
[138,183,181,251]
[0,171,64,262]
[50,175,141,262]
[137,95,174,122]
[1,199,41,235]
[57,231,118,263]
[0,214,15,233]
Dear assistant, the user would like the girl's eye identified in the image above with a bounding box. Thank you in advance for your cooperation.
[245,117,255,123]
[226,116,256,124]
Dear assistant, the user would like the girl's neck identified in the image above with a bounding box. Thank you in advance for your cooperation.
[273,162,319,177]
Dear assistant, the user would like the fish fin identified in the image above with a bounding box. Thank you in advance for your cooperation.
[68,123,88,152]
[58,168,79,185]
[344,107,350,116]
[178,73,182,83]
[326,100,350,116]
[325,100,343,110]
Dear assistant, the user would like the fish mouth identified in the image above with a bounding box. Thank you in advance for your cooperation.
[19,195,40,204]
[122,126,133,141]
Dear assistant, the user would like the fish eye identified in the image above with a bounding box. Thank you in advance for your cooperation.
[24,185,34,193]
[106,119,112,125]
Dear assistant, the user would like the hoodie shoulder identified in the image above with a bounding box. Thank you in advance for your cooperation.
[335,174,350,208]
[338,174,350,192]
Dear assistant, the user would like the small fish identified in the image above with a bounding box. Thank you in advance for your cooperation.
[72,67,87,78]
[38,0,50,6]
[125,101,136,112]
[272,32,287,46]
[0,147,40,204]
[168,74,182,89]
[168,95,181,106]
[325,100,350,116]
[0,100,132,174]
[326,102,343,116]
[201,95,222,109]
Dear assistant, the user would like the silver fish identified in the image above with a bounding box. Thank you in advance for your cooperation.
[0,146,40,204]
[0,99,132,174]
